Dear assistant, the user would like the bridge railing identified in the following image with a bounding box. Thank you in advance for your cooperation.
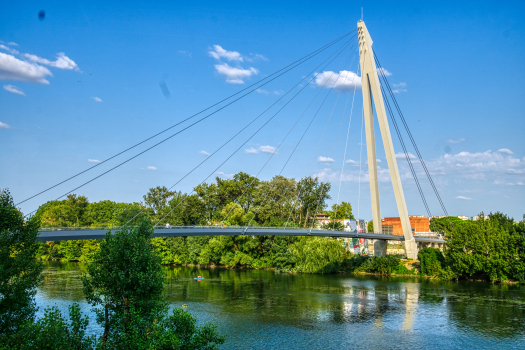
[413,231,443,239]
[38,225,378,233]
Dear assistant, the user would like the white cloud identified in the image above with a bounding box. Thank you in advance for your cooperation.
[0,52,52,84]
[91,96,102,102]
[147,166,157,171]
[178,50,192,58]
[395,152,417,159]
[0,121,10,129]
[259,145,277,154]
[24,52,79,71]
[216,171,234,178]
[0,44,19,55]
[377,159,382,163]
[517,182,524,186]
[446,138,465,144]
[198,150,210,156]
[314,149,525,188]
[214,63,258,84]
[393,82,406,88]
[245,147,258,154]
[209,45,243,62]
[314,70,361,91]
[428,150,524,182]
[345,159,358,166]
[256,88,281,95]
[88,159,101,163]
[3,84,25,95]
[318,156,334,164]
[497,148,513,155]
[249,53,268,61]
[455,196,471,200]
[7,42,18,46]
[377,67,392,76]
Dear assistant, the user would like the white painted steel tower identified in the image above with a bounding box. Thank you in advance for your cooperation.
[357,21,418,259]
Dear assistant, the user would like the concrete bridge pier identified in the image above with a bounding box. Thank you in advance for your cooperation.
[374,240,387,257]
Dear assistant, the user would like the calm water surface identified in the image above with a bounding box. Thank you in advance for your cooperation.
[36,261,525,349]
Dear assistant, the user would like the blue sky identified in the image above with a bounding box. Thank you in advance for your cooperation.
[1,0,524,220]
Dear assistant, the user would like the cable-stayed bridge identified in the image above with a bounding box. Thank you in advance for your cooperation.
[21,21,448,258]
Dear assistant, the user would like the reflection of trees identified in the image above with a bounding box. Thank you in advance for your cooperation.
[38,261,87,302]
[445,282,525,338]
[162,267,410,326]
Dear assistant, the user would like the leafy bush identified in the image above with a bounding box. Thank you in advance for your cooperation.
[418,248,445,277]
[8,304,95,350]
[355,255,401,275]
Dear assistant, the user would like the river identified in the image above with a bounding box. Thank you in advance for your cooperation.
[36,261,525,349]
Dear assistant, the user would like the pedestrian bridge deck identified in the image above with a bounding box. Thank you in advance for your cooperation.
[37,226,444,243]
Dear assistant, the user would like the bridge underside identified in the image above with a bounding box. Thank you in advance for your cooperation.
[36,228,444,244]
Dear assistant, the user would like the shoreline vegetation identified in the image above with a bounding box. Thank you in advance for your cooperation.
[16,171,525,284]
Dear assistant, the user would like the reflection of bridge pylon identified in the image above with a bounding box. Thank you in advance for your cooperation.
[357,21,418,259]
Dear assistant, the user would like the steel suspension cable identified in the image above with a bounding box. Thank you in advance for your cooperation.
[282,52,359,227]
[308,65,362,231]
[224,46,358,226]
[156,41,358,227]
[25,35,358,218]
[333,65,360,223]
[245,50,357,230]
[378,78,431,216]
[374,52,448,216]
[357,107,364,226]
[17,29,356,207]
[285,61,359,228]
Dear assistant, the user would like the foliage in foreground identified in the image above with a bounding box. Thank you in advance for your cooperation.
[0,189,225,349]
[0,189,43,337]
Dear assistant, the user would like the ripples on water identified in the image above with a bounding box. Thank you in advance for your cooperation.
[36,261,525,349]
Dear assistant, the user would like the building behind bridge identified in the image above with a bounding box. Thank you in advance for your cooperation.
[381,216,430,236]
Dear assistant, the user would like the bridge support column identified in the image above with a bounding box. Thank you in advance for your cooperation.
[358,20,418,260]
[374,240,387,257]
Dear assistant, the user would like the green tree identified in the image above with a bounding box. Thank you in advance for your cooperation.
[325,202,355,220]
[324,220,344,231]
[296,177,331,227]
[444,213,522,282]
[368,221,373,233]
[429,216,466,234]
[290,237,346,273]
[0,189,43,337]
[253,175,296,224]
[143,186,176,214]
[82,220,165,346]
[82,220,224,348]
[35,194,89,227]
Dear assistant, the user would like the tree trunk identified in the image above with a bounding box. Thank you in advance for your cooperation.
[123,295,130,330]
[304,208,309,227]
[102,304,109,348]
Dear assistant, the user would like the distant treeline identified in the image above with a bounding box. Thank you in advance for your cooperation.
[28,173,525,283]
[35,172,335,228]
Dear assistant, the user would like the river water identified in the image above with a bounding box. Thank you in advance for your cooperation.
[36,261,525,349]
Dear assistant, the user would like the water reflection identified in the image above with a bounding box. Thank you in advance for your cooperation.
[36,262,525,349]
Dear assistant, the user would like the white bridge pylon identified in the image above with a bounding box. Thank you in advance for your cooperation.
[358,20,418,259]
